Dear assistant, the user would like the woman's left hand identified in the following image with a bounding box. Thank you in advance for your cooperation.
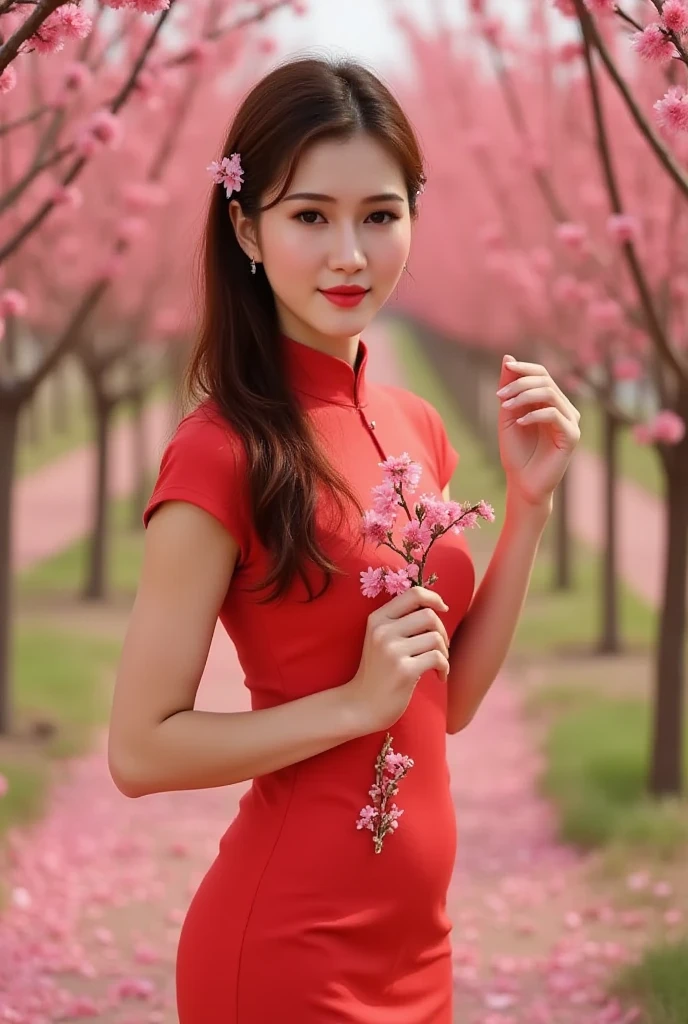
[496,355,581,509]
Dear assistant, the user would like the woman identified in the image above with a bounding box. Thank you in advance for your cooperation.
[108,56,580,1023]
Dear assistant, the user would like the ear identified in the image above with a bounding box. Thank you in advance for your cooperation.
[228,199,261,263]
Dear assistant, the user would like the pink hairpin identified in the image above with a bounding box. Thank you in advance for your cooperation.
[207,152,244,198]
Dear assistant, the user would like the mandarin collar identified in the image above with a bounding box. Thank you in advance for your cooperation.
[281,333,369,409]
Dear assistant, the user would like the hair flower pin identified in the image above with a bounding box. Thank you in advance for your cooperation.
[207,152,244,199]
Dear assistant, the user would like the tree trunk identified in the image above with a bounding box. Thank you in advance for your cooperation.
[51,360,71,434]
[82,392,113,601]
[649,440,688,796]
[130,387,148,530]
[0,401,20,734]
[552,467,573,590]
[597,406,622,654]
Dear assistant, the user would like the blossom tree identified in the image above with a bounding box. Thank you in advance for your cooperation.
[0,0,303,733]
[391,0,688,795]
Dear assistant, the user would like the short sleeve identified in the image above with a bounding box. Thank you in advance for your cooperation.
[419,397,460,492]
[143,404,250,564]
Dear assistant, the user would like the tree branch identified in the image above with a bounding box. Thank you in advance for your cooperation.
[578,8,688,389]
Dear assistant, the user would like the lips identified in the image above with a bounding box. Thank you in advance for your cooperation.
[319,286,369,308]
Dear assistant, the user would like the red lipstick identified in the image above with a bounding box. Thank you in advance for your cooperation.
[319,286,369,308]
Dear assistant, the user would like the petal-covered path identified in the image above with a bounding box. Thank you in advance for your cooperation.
[0,327,675,1022]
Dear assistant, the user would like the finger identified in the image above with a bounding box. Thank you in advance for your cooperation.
[515,406,580,439]
[385,586,448,619]
[497,375,554,400]
[503,358,548,377]
[501,385,570,417]
[398,609,450,652]
[404,630,450,661]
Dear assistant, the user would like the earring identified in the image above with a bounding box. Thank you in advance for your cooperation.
[250,257,257,275]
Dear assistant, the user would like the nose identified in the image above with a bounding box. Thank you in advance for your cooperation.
[327,225,367,274]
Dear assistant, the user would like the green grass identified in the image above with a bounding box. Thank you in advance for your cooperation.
[614,940,688,1024]
[576,397,664,499]
[0,625,121,842]
[536,689,688,854]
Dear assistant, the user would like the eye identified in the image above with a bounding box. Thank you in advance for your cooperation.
[295,210,324,224]
[366,211,400,225]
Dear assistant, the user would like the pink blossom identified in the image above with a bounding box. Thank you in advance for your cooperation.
[654,85,688,132]
[481,16,504,46]
[556,222,588,251]
[361,509,393,544]
[359,566,386,598]
[55,4,92,41]
[379,452,423,492]
[613,356,643,381]
[606,213,640,243]
[355,805,379,831]
[0,772,8,798]
[51,183,83,208]
[370,478,399,516]
[558,42,584,63]
[385,751,415,774]
[477,500,496,522]
[401,519,432,551]
[207,153,244,199]
[292,0,309,14]
[552,0,577,16]
[383,569,414,596]
[662,0,688,34]
[76,110,124,156]
[652,409,686,444]
[588,298,624,331]
[0,65,17,94]
[632,24,676,63]
[62,61,92,93]
[0,289,27,317]
[103,0,171,10]
[586,0,615,11]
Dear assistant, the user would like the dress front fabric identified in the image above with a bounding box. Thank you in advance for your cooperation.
[142,333,476,1023]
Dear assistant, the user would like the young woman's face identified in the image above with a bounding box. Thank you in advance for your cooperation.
[235,133,412,347]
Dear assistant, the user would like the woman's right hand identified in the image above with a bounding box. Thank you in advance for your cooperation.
[345,586,451,733]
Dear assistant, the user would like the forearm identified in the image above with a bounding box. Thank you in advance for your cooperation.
[446,492,551,733]
[111,682,368,798]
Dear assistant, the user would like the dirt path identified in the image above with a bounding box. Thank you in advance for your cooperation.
[0,330,676,1022]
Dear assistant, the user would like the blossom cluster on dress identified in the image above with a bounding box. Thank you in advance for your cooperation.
[356,734,415,855]
[359,452,495,596]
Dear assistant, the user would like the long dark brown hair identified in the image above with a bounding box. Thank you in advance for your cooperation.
[184,56,425,604]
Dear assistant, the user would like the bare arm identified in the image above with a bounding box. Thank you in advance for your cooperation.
[443,486,551,734]
[108,501,369,799]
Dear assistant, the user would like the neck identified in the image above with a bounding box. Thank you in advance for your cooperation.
[277,313,360,369]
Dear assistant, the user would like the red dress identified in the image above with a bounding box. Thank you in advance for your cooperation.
[143,334,475,1023]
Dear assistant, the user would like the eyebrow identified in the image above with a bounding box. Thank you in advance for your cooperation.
[283,192,406,204]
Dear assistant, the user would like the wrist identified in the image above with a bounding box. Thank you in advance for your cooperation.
[505,486,553,528]
[338,679,376,739]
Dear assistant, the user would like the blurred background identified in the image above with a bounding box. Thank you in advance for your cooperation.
[0,0,686,1021]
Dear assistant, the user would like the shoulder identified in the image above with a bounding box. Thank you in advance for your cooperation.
[143,399,249,547]
[375,383,444,435]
